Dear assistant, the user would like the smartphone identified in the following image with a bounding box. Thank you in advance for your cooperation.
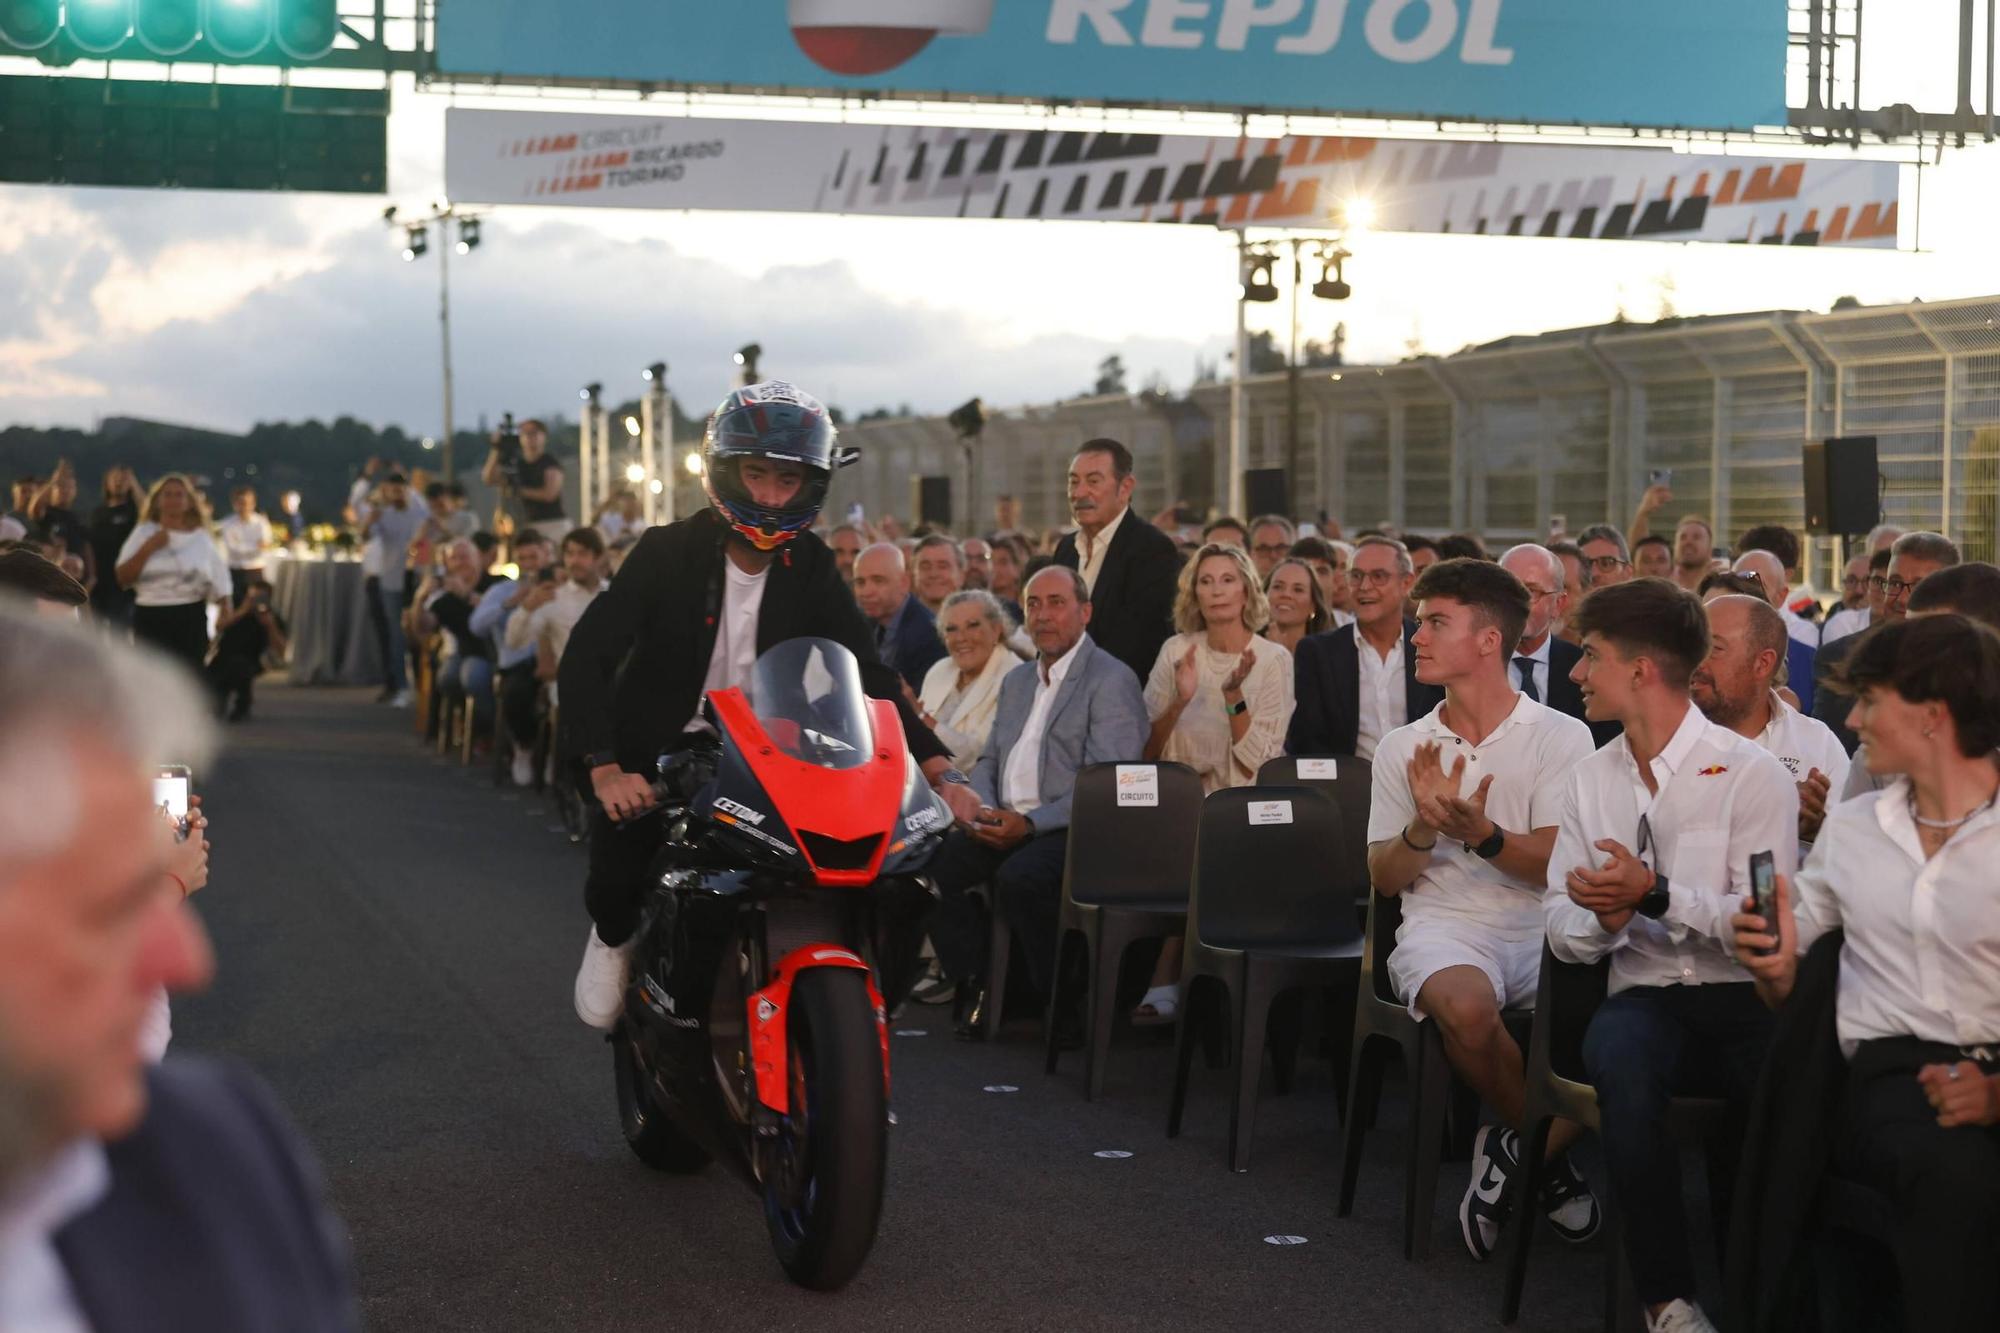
[1648,468,1672,489]
[536,567,558,585]
[846,502,865,525]
[1548,512,1567,538]
[1748,849,1778,955]
[154,765,191,839]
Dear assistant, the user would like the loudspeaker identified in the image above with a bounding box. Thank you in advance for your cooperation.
[1244,467,1289,519]
[911,475,952,528]
[1802,436,1879,535]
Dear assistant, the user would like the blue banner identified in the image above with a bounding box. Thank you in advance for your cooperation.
[434,2,1789,131]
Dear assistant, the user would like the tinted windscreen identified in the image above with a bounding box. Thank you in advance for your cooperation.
[745,637,876,771]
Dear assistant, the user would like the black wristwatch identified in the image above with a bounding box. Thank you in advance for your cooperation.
[1637,872,1672,920]
[937,768,971,787]
[1465,823,1506,860]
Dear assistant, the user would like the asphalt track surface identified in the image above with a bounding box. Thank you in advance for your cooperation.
[175,684,1680,1332]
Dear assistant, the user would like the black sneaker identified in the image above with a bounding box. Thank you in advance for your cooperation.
[1539,1150,1601,1244]
[1459,1125,1520,1262]
[909,964,956,1007]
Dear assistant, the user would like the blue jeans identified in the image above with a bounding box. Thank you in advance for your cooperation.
[1580,982,1772,1307]
[437,654,495,736]
[375,581,408,691]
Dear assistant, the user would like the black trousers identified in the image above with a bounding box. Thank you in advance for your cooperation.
[1837,1037,2000,1332]
[206,652,260,716]
[1581,982,1774,1306]
[132,602,210,675]
[921,827,1070,994]
[363,574,392,688]
[499,664,543,751]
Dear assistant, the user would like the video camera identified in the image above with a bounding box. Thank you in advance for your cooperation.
[492,411,522,468]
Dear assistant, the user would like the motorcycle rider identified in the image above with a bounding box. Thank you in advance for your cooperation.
[559,381,981,1028]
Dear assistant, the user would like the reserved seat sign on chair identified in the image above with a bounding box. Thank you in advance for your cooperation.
[1166,784,1363,1173]
[1044,762,1203,1100]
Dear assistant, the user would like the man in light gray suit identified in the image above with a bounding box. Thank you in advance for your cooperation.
[923,565,1148,1040]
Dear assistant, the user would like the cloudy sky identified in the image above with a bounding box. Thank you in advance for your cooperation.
[1,1,1992,438]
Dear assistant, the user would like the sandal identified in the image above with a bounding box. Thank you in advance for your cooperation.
[1130,984,1180,1027]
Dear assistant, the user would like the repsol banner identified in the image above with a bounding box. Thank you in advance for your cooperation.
[444,109,1902,249]
[434,1,1789,132]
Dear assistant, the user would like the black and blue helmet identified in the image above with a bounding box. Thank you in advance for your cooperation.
[701,380,841,551]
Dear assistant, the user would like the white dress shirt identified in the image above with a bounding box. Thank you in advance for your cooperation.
[1820,605,1871,647]
[1780,603,1821,649]
[1510,634,1552,702]
[1792,780,2000,1056]
[1074,504,1128,596]
[1354,628,1406,762]
[115,523,232,607]
[1369,695,1595,929]
[0,1139,109,1333]
[216,512,273,570]
[1545,704,1800,994]
[1000,638,1083,815]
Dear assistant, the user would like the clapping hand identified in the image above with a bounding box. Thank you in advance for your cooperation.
[1173,643,1200,706]
[1797,768,1831,841]
[1405,741,1494,844]
[1564,838,1653,933]
[1220,647,1256,696]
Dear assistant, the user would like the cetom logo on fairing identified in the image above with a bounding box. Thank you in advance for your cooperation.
[714,796,766,826]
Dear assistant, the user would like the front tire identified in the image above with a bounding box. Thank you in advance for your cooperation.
[762,967,888,1291]
[612,1029,711,1174]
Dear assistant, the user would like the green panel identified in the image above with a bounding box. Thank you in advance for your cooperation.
[0,74,386,193]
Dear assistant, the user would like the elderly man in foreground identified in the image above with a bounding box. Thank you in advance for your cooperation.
[0,607,356,1330]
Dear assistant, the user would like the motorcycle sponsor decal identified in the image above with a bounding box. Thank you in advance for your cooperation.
[811,948,864,964]
[1115,764,1159,807]
[1248,799,1295,826]
[757,996,780,1024]
[904,804,945,833]
[644,978,702,1028]
[713,795,767,826]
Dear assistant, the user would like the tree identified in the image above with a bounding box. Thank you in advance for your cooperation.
[1092,354,1128,397]
[1246,331,1287,374]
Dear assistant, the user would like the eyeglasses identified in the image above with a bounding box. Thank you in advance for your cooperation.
[1584,555,1630,573]
[1347,568,1401,587]
[1881,578,1920,601]
[1252,543,1292,558]
[1841,575,1868,589]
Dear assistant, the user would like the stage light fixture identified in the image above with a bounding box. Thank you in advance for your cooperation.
[580,382,603,403]
[205,0,274,60]
[647,479,665,495]
[1242,248,1280,303]
[733,342,762,383]
[455,218,480,255]
[1311,247,1352,301]
[684,451,705,476]
[624,462,647,484]
[400,224,427,262]
[642,361,667,383]
[136,0,202,56]
[1341,197,1378,233]
[623,415,641,438]
[948,397,987,440]
[0,0,61,49]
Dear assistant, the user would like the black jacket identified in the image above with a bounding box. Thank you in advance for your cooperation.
[559,509,946,773]
[875,594,946,693]
[55,1057,358,1333]
[1285,619,1446,756]
[1545,636,1625,752]
[1052,510,1181,684]
[1812,631,1862,755]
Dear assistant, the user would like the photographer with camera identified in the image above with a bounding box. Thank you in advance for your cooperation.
[482,416,569,544]
[206,576,288,722]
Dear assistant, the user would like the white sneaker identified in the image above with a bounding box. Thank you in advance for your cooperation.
[573,927,634,1030]
[1647,1299,1719,1333]
[511,750,535,787]
[388,688,413,709]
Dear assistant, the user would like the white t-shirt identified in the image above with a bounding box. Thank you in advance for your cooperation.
[115,523,231,607]
[1820,606,1871,647]
[217,513,273,570]
[685,559,768,733]
[349,479,382,576]
[1368,695,1595,929]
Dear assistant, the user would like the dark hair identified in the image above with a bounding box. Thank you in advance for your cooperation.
[1073,437,1132,482]
[446,483,468,500]
[425,482,449,501]
[383,471,409,486]
[1634,533,1671,555]
[561,526,607,558]
[1203,515,1248,542]
[1435,532,1490,563]
[1545,538,1583,566]
[1410,557,1531,658]
[1868,547,1893,572]
[0,548,88,606]
[913,533,962,561]
[1402,534,1439,557]
[1574,524,1629,559]
[1833,614,2000,758]
[1021,553,1055,586]
[230,485,256,501]
[519,418,548,435]
[1736,524,1801,571]
[513,528,552,549]
[1571,577,1710,689]
[1264,557,1331,636]
[1698,570,1767,601]
[471,530,499,557]
[1288,535,1336,564]
[1907,561,2000,630]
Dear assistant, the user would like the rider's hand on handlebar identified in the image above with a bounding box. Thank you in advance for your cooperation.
[591,763,657,823]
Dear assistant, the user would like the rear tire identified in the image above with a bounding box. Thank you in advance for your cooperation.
[612,1030,711,1174]
[762,967,888,1291]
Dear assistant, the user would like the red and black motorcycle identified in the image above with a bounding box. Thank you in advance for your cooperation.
[611,637,950,1290]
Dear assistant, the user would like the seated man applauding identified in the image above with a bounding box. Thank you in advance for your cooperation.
[1365,559,1599,1262]
[1547,579,1799,1333]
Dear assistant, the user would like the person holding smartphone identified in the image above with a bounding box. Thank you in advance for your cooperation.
[206,577,289,722]
[1732,613,2000,1332]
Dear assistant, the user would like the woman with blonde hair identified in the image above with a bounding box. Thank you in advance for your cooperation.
[115,473,230,671]
[1133,541,1296,1023]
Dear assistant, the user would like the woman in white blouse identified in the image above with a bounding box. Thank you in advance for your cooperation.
[914,590,1015,764]
[1732,613,2000,1330]
[1132,541,1297,1023]
[115,473,231,672]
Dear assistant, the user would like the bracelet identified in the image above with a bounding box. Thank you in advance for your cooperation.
[1401,824,1437,853]
[166,872,189,899]
[1224,697,1248,717]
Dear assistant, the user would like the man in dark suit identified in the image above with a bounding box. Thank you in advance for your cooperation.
[1502,543,1622,750]
[1287,535,1444,757]
[1052,437,1180,683]
[0,607,356,1331]
[851,541,947,692]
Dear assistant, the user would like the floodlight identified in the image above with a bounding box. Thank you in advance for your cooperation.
[684,451,705,476]
[948,397,987,440]
[1242,248,1280,303]
[623,415,641,438]
[580,382,603,403]
[455,218,481,255]
[1312,248,1352,301]
[1342,197,1378,232]
[647,479,665,495]
[642,361,667,383]
[401,224,428,261]
[624,463,647,484]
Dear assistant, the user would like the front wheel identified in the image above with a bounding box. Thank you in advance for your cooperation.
[762,967,888,1291]
[612,1029,711,1174]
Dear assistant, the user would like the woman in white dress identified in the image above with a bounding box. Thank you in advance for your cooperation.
[115,473,231,673]
[1132,542,1296,1023]
[913,589,1015,764]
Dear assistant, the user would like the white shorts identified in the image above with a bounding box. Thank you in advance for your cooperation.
[1386,915,1543,1022]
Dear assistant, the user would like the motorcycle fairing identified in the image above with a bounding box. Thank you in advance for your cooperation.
[745,944,890,1116]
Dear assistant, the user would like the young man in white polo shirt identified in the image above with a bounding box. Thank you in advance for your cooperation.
[1547,578,1799,1333]
[1691,594,1849,849]
[1366,558,1600,1262]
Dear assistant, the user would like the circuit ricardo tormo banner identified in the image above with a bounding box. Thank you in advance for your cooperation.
[443,109,1903,249]
[433,1,1789,132]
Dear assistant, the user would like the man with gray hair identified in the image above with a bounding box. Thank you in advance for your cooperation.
[1813,531,1960,753]
[0,608,356,1327]
[852,541,946,691]
[1575,524,1633,590]
[1500,544,1620,748]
